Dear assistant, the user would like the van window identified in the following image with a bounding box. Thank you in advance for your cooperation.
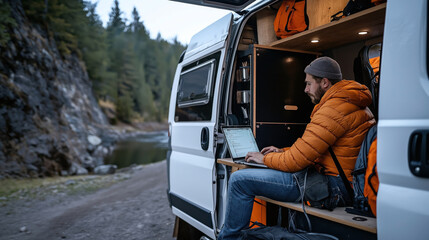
[177,59,215,108]
[175,52,220,122]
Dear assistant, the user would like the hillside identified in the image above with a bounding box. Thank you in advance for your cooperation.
[0,0,180,178]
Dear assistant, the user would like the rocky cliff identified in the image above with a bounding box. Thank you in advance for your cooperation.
[0,1,117,178]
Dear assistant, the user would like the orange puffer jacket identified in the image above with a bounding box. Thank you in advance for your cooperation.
[264,80,376,181]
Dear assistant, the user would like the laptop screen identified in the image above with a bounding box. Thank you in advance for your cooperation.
[223,127,259,159]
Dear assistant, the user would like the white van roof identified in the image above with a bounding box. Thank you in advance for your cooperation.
[171,0,257,12]
[184,13,233,60]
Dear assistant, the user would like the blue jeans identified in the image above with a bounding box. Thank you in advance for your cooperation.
[217,168,301,240]
[217,168,351,240]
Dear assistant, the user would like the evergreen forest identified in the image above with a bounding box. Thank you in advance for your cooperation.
[19,0,186,123]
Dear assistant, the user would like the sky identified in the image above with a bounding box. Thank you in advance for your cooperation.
[89,0,232,44]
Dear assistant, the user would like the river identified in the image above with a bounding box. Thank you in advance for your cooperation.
[104,131,169,168]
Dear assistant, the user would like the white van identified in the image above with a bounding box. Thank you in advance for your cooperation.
[167,0,429,239]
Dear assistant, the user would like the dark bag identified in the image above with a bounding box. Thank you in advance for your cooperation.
[343,0,373,16]
[294,168,328,206]
[331,0,373,21]
[240,222,338,240]
[293,167,339,210]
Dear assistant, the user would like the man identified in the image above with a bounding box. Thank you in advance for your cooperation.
[218,57,375,239]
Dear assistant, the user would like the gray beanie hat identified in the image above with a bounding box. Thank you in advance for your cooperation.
[304,57,342,80]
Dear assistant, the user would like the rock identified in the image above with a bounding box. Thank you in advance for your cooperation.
[86,144,96,154]
[25,164,38,171]
[41,49,53,68]
[94,157,104,167]
[94,164,117,175]
[8,41,17,58]
[133,165,144,171]
[91,145,108,159]
[7,108,30,137]
[65,180,76,186]
[0,113,5,134]
[102,147,109,155]
[68,162,88,176]
[114,173,130,180]
[5,161,23,176]
[0,143,6,163]
[87,135,101,146]
[26,164,38,177]
[81,156,96,169]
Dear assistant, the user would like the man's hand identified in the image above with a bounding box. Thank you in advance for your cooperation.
[261,146,284,155]
[245,152,264,164]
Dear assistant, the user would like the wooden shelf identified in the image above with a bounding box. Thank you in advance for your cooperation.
[270,3,386,52]
[257,196,377,234]
[217,158,251,173]
[217,158,249,168]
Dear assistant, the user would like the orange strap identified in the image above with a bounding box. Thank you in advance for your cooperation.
[369,56,380,74]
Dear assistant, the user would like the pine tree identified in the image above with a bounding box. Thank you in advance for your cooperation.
[127,8,155,119]
[116,93,134,123]
[20,0,187,123]
[81,1,113,99]
[105,0,127,102]
[107,0,125,36]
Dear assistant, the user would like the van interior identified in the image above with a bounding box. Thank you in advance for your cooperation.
[216,0,385,236]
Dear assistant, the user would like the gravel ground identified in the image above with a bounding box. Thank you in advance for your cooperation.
[0,160,176,240]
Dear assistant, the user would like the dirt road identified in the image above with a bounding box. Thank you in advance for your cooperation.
[0,161,176,240]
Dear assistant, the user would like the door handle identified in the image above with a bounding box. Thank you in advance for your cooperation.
[408,130,429,177]
[201,127,209,151]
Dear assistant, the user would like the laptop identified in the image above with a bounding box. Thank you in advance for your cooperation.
[222,126,268,168]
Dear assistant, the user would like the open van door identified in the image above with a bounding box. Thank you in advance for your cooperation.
[170,0,257,12]
[378,0,429,239]
[167,13,233,239]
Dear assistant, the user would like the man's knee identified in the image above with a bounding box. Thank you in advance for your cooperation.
[228,170,250,188]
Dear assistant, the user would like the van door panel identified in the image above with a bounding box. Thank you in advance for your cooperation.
[378,0,429,239]
[168,31,229,237]
[170,79,220,238]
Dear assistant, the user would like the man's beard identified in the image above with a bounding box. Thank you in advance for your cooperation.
[308,86,325,104]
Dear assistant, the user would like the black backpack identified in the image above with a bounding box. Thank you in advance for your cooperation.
[353,43,382,120]
[343,0,373,16]
[331,0,373,21]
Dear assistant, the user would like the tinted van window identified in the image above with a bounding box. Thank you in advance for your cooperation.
[175,52,220,122]
[177,59,215,108]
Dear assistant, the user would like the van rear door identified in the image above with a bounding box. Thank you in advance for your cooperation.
[170,0,256,11]
[168,13,232,239]
[378,0,429,239]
